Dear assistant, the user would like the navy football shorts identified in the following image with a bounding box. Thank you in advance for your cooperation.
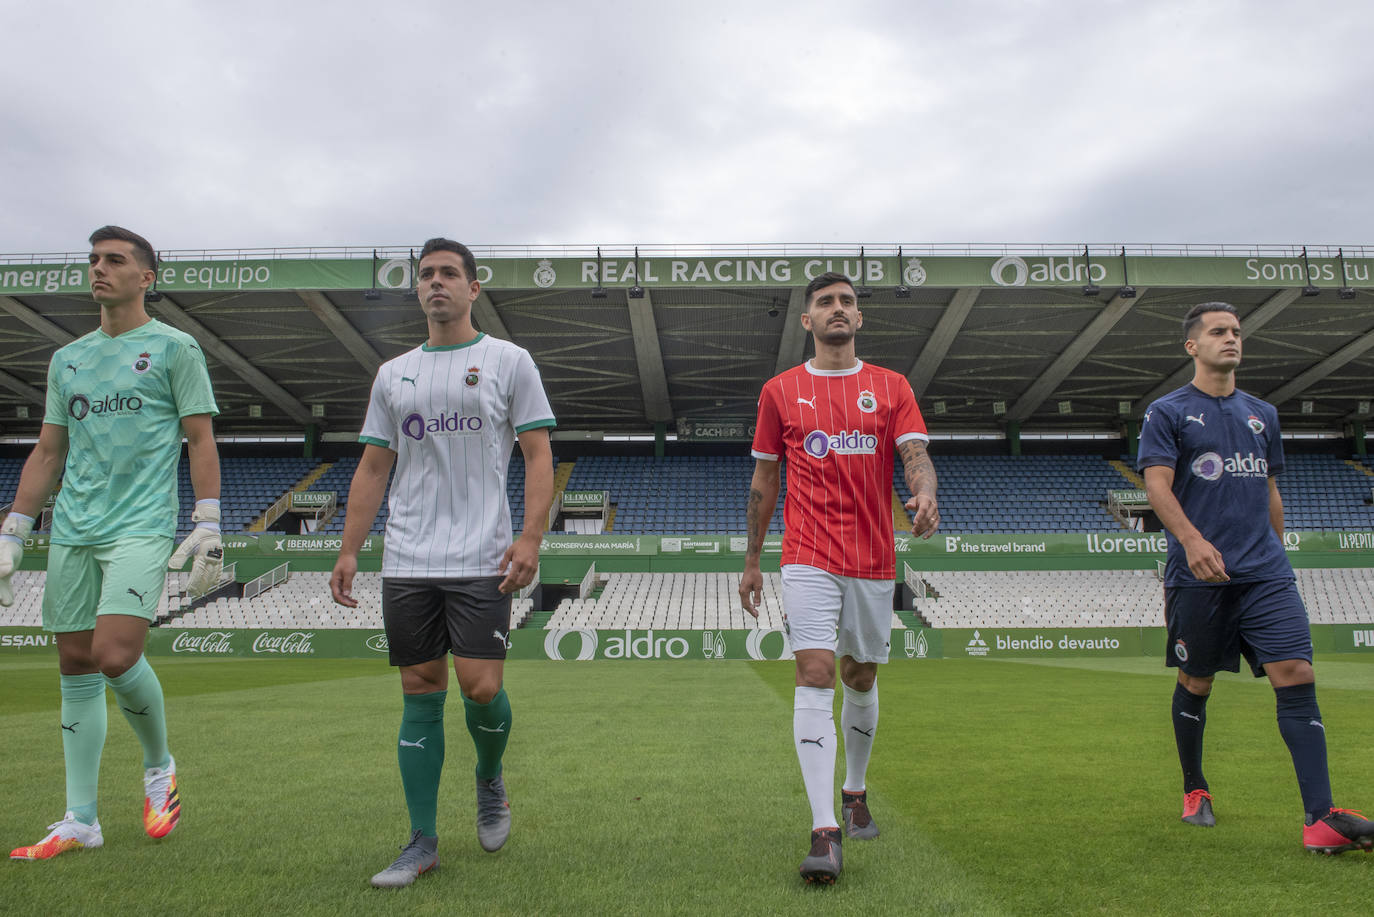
[1163,579,1312,678]
[382,577,512,666]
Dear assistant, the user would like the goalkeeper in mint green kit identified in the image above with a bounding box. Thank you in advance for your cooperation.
[3,226,223,862]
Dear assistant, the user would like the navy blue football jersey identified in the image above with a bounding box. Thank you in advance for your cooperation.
[1137,384,1290,586]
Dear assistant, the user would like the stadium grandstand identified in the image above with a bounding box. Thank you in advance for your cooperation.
[3,243,1373,656]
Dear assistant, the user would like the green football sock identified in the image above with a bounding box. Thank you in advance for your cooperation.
[106,655,170,770]
[464,687,511,781]
[398,690,446,837]
[59,672,108,825]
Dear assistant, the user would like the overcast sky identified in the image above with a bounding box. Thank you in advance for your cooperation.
[2,0,1369,255]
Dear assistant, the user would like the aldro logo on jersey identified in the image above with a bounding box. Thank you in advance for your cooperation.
[803,429,879,459]
[68,392,144,421]
[1190,451,1268,481]
[402,410,484,441]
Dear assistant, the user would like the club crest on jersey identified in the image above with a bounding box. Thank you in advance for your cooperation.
[1247,414,1265,434]
[803,428,878,459]
[132,352,152,374]
[465,366,480,387]
[856,390,877,414]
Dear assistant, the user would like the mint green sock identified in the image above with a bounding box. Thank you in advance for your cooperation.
[60,672,107,825]
[106,655,170,770]
[464,688,511,781]
[398,691,446,837]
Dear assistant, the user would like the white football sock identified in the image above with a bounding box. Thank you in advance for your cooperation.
[840,681,878,793]
[794,686,837,831]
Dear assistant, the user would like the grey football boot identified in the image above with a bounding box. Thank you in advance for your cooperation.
[476,775,511,852]
[370,830,438,888]
[841,790,880,840]
[799,827,842,885]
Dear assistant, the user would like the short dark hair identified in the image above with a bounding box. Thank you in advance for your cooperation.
[418,238,478,283]
[1182,301,1238,339]
[89,225,157,272]
[804,271,856,306]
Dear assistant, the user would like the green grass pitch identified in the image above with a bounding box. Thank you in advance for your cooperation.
[2,654,1373,915]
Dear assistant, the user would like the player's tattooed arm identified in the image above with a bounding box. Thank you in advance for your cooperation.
[745,487,767,559]
[739,460,780,615]
[898,439,940,538]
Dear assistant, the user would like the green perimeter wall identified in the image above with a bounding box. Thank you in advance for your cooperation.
[14,531,1374,580]
[6,531,1372,661]
[4,625,1374,660]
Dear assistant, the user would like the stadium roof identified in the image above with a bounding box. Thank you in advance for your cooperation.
[2,243,1371,443]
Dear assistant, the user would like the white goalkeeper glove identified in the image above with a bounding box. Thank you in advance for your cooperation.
[0,512,35,607]
[169,499,223,596]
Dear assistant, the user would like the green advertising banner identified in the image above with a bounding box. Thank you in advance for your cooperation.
[12,531,1374,580]
[5,252,1370,296]
[4,624,1374,659]
[538,535,657,556]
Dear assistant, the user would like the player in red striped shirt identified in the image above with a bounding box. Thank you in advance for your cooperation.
[739,271,939,884]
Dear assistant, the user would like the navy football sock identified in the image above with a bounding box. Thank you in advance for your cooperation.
[1171,682,1209,794]
[1274,683,1333,822]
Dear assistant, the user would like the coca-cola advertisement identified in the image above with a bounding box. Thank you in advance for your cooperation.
[170,631,235,654]
[251,631,316,655]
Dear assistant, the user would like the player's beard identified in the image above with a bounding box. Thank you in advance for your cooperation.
[815,320,855,346]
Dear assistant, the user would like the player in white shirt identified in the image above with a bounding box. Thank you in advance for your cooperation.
[331,238,554,888]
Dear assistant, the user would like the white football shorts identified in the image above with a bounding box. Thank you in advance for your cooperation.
[780,563,894,663]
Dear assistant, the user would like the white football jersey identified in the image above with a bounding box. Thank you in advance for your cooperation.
[359,333,555,577]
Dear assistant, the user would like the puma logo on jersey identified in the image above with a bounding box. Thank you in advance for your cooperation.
[401,375,418,386]
[399,737,426,749]
[65,363,79,374]
[1186,414,1205,426]
[127,587,147,605]
[492,629,512,649]
[796,396,816,409]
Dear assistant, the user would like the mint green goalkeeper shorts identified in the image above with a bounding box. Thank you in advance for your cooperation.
[42,536,174,632]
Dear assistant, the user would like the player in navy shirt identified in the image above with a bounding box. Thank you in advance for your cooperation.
[1138,301,1373,854]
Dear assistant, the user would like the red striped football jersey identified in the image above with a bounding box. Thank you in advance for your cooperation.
[751,360,928,579]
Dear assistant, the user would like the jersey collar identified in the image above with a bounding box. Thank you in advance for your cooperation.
[422,332,486,353]
[804,358,863,377]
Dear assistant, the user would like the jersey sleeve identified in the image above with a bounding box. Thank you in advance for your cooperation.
[891,377,928,446]
[169,339,219,417]
[42,354,68,427]
[751,380,783,461]
[510,348,556,434]
[1136,401,1179,470]
[359,369,395,448]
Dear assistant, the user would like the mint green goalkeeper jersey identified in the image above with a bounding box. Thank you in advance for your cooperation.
[43,319,218,545]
